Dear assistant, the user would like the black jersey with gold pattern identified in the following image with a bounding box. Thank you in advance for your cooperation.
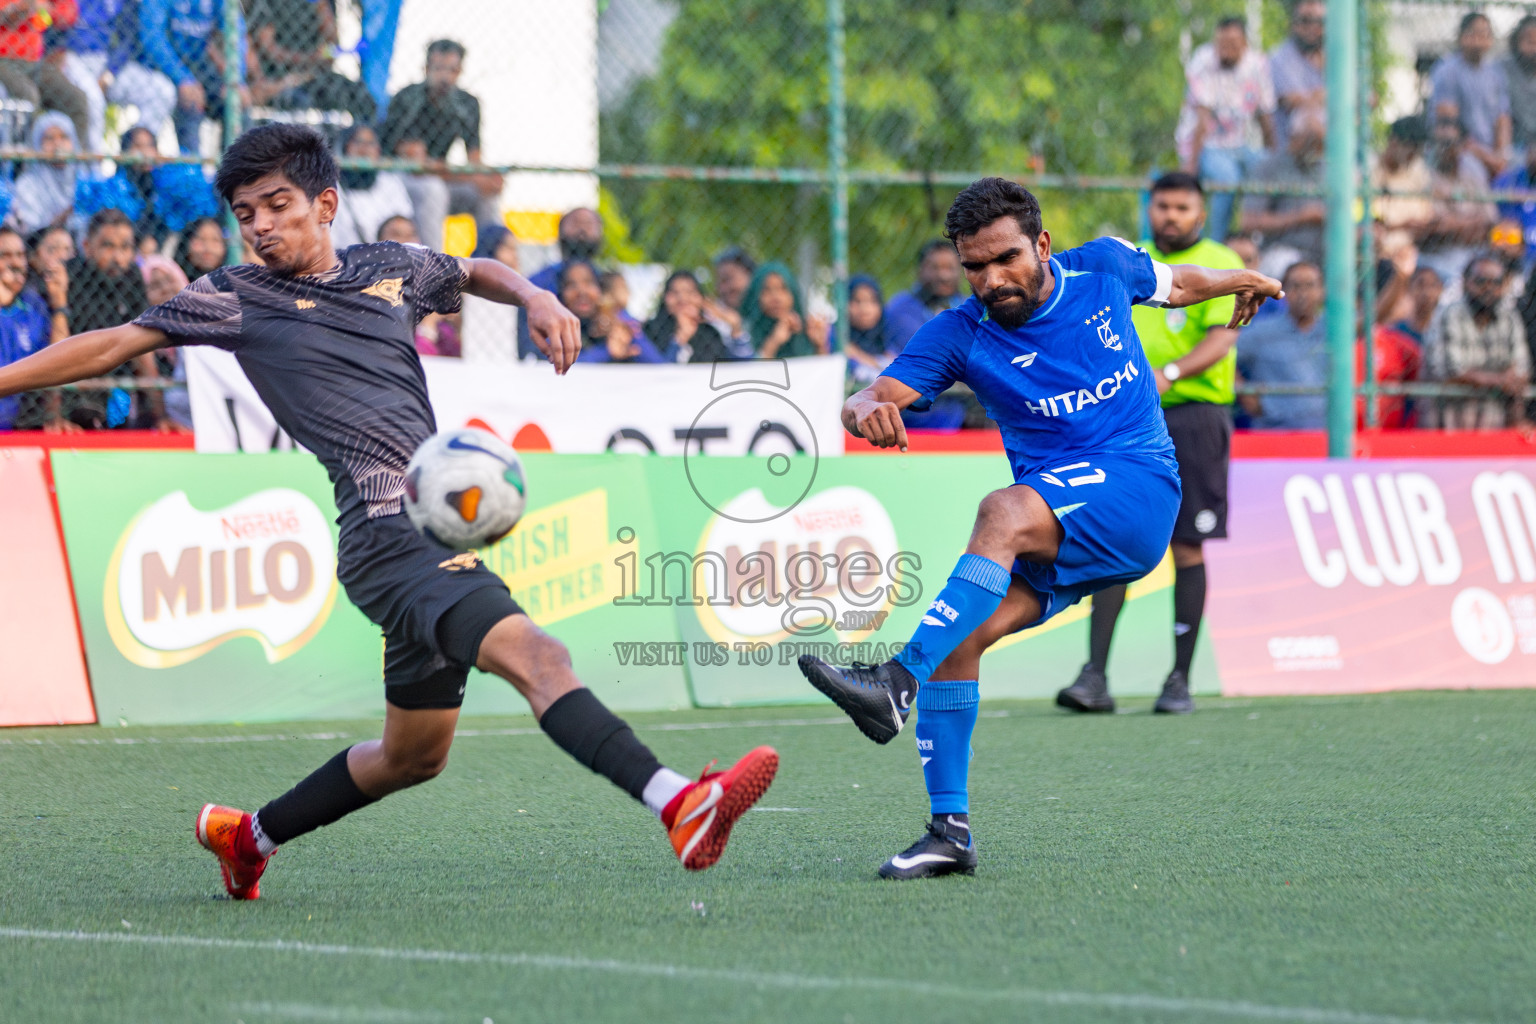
[134,241,467,536]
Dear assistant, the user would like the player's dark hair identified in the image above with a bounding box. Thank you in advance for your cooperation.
[86,207,134,239]
[944,177,1043,243]
[1151,171,1204,197]
[215,123,339,204]
[1459,11,1489,37]
[917,238,954,265]
[1217,15,1246,32]
[427,39,465,61]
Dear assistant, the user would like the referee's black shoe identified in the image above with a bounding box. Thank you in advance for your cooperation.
[797,656,917,744]
[878,816,977,880]
[1153,669,1194,714]
[1056,662,1116,713]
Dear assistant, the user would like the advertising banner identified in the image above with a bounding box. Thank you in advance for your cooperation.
[0,448,94,726]
[1206,460,1536,694]
[420,356,846,458]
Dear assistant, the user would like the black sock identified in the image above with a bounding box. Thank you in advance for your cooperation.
[1173,563,1207,675]
[1088,583,1127,671]
[256,747,377,846]
[539,688,662,802]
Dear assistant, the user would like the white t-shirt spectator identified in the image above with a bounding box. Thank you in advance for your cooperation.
[333,172,415,247]
[1175,43,1277,165]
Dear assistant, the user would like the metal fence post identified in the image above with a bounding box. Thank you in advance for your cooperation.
[1324,0,1358,457]
[827,0,849,356]
[1357,0,1376,430]
[222,0,243,264]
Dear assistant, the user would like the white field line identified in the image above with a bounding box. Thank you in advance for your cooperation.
[234,1002,453,1023]
[0,927,1483,1024]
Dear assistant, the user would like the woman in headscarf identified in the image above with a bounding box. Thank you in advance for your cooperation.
[644,269,733,363]
[332,123,415,249]
[844,273,894,384]
[742,261,831,358]
[175,216,228,282]
[557,260,665,364]
[12,113,83,235]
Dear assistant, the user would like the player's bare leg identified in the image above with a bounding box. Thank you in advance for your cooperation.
[799,484,1061,743]
[346,705,460,797]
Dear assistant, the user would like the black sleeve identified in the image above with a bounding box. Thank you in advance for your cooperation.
[131,271,245,349]
[402,243,468,321]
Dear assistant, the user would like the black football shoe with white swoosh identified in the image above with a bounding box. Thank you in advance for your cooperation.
[878,815,977,880]
[797,656,919,744]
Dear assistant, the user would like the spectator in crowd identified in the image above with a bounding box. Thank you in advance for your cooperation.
[1431,12,1510,178]
[844,274,892,385]
[521,206,602,358]
[883,239,963,353]
[140,0,247,155]
[1359,255,1423,430]
[704,245,754,349]
[644,269,732,364]
[25,223,71,299]
[104,123,219,249]
[1394,266,1444,345]
[1507,16,1536,153]
[376,214,418,244]
[742,261,830,359]
[459,223,519,360]
[1424,253,1530,429]
[140,252,190,430]
[174,214,226,280]
[332,123,413,248]
[1374,115,1434,261]
[1236,261,1328,429]
[1175,16,1276,242]
[0,224,62,429]
[246,0,375,125]
[1268,0,1326,151]
[0,0,91,145]
[1419,115,1498,290]
[11,112,81,235]
[556,259,664,364]
[380,39,501,247]
[1239,110,1327,279]
[1225,231,1261,270]
[1494,140,1536,271]
[58,0,177,152]
[600,269,629,318]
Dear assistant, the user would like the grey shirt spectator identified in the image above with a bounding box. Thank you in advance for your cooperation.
[1506,15,1536,150]
[1239,115,1327,275]
[1268,1,1326,151]
[1431,13,1511,178]
[1423,258,1531,429]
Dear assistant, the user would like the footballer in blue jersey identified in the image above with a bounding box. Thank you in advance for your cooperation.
[799,178,1282,879]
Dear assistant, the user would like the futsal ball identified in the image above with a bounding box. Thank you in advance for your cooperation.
[403,428,528,549]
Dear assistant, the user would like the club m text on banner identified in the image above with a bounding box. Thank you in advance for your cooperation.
[1206,459,1536,694]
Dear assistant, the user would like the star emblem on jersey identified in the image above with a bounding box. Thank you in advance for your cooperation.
[1087,307,1121,351]
[362,277,405,307]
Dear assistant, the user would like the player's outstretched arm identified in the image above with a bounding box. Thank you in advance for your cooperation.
[842,376,922,452]
[1166,265,1284,328]
[460,257,582,375]
[0,325,167,399]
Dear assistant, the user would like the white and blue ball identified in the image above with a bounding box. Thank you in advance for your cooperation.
[403,428,528,549]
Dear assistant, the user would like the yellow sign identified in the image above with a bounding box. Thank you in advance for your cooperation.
[478,488,626,625]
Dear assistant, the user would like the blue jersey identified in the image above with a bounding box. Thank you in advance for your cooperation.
[883,237,1176,482]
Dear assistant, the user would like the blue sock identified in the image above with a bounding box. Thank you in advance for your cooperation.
[915,679,979,816]
[903,553,1012,684]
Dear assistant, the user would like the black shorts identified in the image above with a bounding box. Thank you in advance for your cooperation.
[1163,401,1232,545]
[337,514,524,710]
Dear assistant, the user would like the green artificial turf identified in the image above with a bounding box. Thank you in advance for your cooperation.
[1,690,1532,1023]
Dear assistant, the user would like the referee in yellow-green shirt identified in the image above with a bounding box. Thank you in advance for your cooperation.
[1056,172,1242,716]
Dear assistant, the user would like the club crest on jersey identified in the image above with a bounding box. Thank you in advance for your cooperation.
[362,277,405,307]
[1086,306,1121,351]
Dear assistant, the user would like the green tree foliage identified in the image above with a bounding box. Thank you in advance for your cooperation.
[603,0,1286,291]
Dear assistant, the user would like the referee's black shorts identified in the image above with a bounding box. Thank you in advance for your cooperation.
[337,513,525,711]
[1163,401,1232,545]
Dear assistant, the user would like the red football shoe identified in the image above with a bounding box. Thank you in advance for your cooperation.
[195,803,270,900]
[662,746,779,871]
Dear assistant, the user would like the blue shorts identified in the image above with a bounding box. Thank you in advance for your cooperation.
[1009,452,1181,627]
